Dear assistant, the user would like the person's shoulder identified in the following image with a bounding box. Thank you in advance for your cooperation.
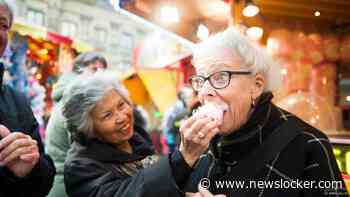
[284,115,332,154]
[1,85,30,107]
[275,106,328,141]
[273,107,330,150]
[291,116,329,142]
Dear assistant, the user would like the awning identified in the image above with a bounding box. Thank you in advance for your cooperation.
[123,74,151,106]
[138,69,177,114]
[12,23,47,39]
[47,32,73,45]
[11,23,74,46]
[72,40,94,52]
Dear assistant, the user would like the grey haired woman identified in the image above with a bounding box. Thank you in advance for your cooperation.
[46,51,107,197]
[62,72,219,197]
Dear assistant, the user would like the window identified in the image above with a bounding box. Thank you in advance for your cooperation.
[80,16,92,41]
[119,32,134,51]
[27,8,45,26]
[109,22,120,52]
[118,32,134,69]
[61,21,77,38]
[94,27,108,45]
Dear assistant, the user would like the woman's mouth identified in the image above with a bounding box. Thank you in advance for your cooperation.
[118,122,131,134]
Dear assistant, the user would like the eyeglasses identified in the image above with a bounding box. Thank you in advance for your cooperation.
[190,70,251,91]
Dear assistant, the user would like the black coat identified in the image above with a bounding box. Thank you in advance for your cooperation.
[184,92,348,197]
[0,85,56,197]
[64,126,189,197]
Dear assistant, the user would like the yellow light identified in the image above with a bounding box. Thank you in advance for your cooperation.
[39,49,48,55]
[197,24,209,41]
[36,73,42,80]
[246,26,263,41]
[333,148,341,156]
[243,4,260,17]
[346,152,350,175]
[161,6,179,23]
[314,11,321,17]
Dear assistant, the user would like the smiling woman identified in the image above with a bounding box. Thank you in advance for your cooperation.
[62,71,219,197]
[91,89,134,152]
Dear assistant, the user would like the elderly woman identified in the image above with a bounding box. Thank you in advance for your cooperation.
[183,27,348,196]
[62,72,220,197]
[46,52,107,197]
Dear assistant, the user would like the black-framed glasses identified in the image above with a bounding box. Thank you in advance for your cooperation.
[190,70,251,91]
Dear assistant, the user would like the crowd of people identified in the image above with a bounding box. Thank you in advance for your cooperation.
[0,0,349,196]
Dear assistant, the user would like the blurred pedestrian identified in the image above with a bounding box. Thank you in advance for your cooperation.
[162,86,197,153]
[0,1,56,196]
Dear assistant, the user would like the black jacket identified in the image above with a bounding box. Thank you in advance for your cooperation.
[0,85,56,197]
[64,125,191,197]
[184,92,348,197]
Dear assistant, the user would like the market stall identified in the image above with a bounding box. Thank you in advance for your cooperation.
[2,22,90,139]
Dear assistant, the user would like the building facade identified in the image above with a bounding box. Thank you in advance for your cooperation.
[11,0,148,71]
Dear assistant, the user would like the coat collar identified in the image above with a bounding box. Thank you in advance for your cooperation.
[71,125,155,163]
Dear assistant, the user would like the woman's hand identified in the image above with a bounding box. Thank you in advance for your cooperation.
[179,116,219,167]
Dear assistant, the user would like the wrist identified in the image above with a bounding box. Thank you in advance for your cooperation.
[179,150,197,167]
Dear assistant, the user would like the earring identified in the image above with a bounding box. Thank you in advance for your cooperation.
[251,96,256,108]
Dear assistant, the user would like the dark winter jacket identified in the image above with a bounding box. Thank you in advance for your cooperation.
[64,125,191,197]
[0,84,56,197]
[184,92,348,197]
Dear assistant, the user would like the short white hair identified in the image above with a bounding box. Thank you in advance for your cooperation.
[192,27,281,92]
[62,71,131,141]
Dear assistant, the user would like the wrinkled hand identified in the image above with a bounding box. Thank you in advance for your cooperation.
[179,116,219,167]
[0,124,40,177]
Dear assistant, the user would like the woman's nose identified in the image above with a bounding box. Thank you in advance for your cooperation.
[115,113,128,124]
[198,80,216,98]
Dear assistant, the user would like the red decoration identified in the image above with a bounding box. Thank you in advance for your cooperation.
[47,32,73,45]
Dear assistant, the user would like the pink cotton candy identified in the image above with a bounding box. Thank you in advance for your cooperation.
[192,102,227,125]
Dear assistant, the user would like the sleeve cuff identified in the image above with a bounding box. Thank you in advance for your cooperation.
[0,156,43,184]
[170,149,193,189]
[0,166,21,184]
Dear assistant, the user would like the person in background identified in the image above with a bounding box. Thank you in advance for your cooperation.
[0,1,56,196]
[162,86,197,153]
[46,52,107,197]
[133,105,149,132]
[63,72,222,197]
[183,27,348,196]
